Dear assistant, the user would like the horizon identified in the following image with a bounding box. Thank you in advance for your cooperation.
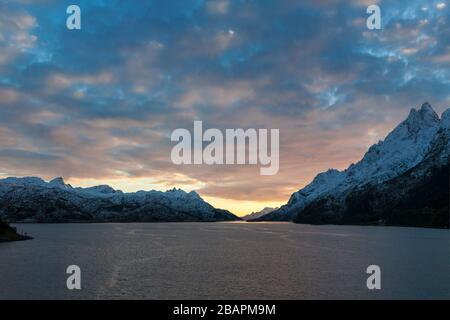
[0,1,449,215]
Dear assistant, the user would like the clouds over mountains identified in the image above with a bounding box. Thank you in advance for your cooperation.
[0,0,449,213]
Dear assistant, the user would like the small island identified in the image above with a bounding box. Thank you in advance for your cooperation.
[0,220,32,242]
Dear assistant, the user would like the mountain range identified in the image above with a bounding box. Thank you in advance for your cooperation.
[1,102,448,228]
[0,177,239,223]
[252,102,449,228]
[241,207,278,220]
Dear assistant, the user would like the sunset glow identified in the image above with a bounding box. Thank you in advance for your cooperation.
[0,0,449,215]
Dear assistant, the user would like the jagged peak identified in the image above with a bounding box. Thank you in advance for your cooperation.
[383,102,440,143]
[48,177,74,190]
[420,102,439,120]
[441,108,450,127]
[84,185,117,194]
[311,168,343,183]
[188,190,202,200]
[49,177,66,185]
[405,102,439,126]
[420,101,433,112]
[166,187,190,197]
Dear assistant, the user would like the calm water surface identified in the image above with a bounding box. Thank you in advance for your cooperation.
[0,222,449,299]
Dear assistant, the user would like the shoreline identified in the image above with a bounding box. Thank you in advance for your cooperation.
[0,221,33,242]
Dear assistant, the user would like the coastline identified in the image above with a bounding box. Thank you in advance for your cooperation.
[0,221,33,242]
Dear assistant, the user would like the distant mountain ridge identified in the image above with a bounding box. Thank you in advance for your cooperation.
[255,103,449,228]
[0,177,239,222]
[242,207,278,220]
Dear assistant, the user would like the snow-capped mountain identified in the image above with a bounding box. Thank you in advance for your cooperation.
[256,103,449,228]
[0,178,239,222]
[241,207,278,221]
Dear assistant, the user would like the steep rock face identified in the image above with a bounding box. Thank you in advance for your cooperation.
[0,179,240,223]
[256,103,449,228]
[295,156,449,228]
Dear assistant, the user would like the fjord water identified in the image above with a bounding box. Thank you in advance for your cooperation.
[0,222,448,299]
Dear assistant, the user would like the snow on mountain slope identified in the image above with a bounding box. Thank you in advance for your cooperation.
[257,102,449,222]
[0,178,239,222]
[242,207,278,220]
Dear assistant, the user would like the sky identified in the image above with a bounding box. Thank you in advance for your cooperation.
[0,0,449,215]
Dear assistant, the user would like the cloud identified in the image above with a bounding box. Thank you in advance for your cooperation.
[436,3,446,10]
[0,6,37,66]
[46,71,114,90]
[0,0,449,214]
[206,0,229,15]
[0,149,60,161]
